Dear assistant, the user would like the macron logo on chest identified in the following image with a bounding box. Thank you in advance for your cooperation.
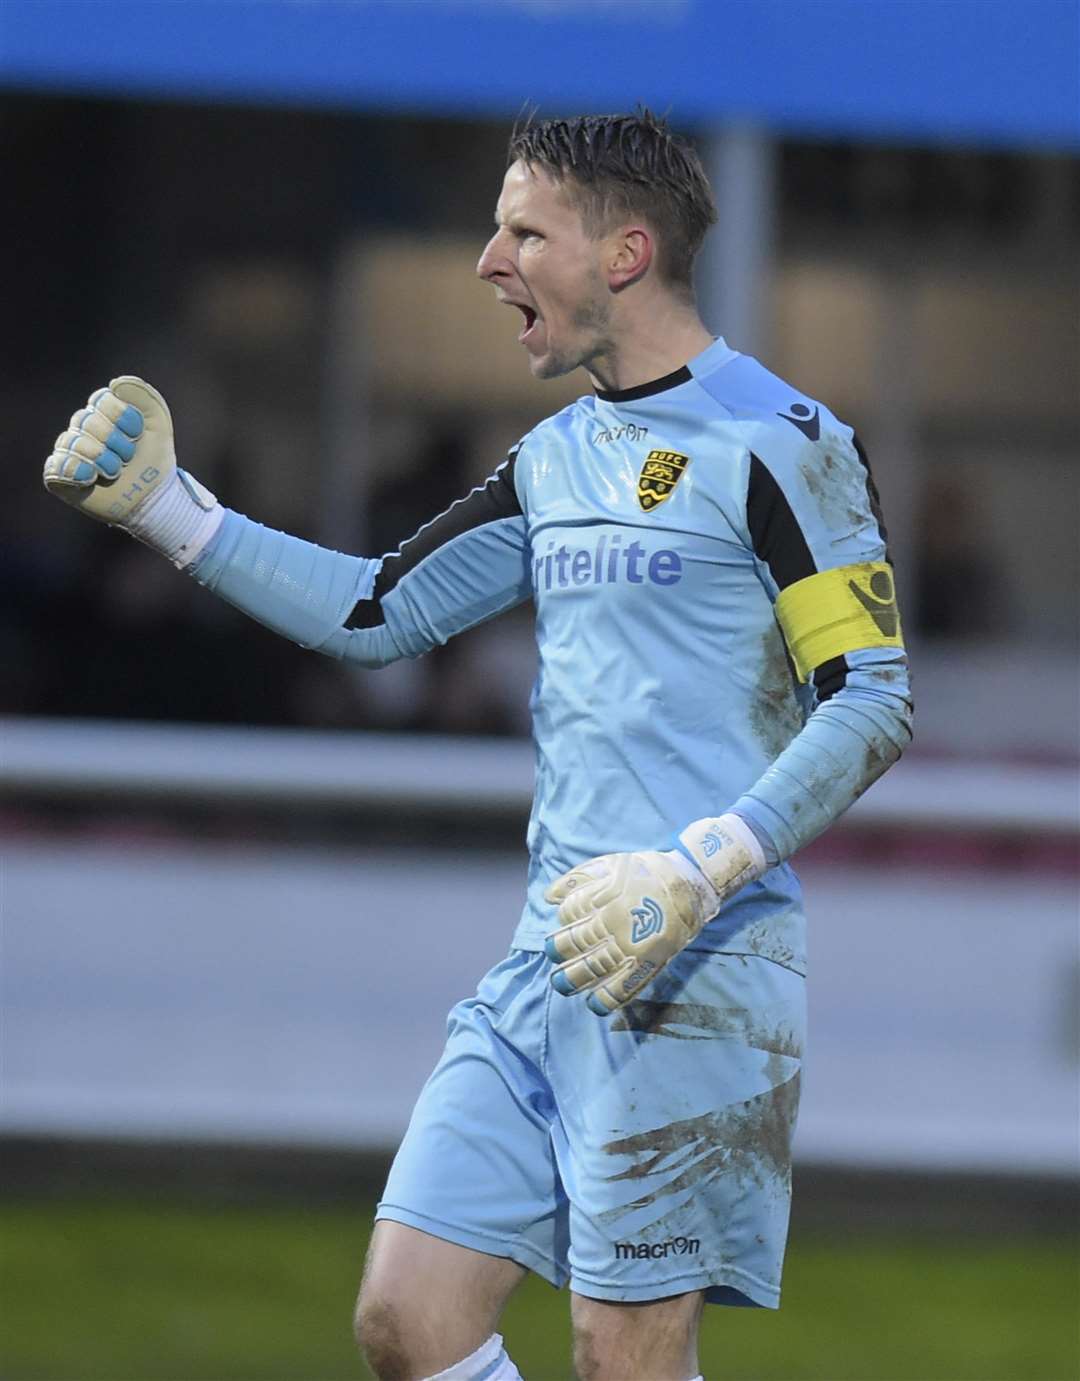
[533,531,683,593]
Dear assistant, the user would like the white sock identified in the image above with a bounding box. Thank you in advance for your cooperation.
[425,1331,523,1381]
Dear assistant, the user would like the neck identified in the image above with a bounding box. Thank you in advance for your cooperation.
[585,296,714,395]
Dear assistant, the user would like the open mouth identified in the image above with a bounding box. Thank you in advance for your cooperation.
[515,304,538,342]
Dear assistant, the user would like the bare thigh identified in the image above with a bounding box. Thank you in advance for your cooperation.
[571,1288,706,1381]
[355,1220,528,1379]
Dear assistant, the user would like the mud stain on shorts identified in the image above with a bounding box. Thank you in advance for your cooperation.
[601,1069,802,1213]
[612,1001,749,1040]
[613,1003,800,1057]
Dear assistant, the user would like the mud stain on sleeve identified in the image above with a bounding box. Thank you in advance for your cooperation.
[749,621,804,759]
[799,441,874,539]
[864,736,888,777]
[857,732,901,797]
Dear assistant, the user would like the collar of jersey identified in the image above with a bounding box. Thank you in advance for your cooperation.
[593,336,736,404]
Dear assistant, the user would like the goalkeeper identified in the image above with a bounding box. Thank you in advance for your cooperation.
[43,111,912,1381]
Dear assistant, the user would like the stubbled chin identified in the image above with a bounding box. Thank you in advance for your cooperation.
[525,329,571,380]
[530,352,563,380]
[530,348,580,381]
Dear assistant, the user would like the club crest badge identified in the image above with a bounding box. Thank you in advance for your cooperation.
[637,449,690,511]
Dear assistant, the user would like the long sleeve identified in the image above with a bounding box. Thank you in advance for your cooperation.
[732,647,913,862]
[187,454,531,670]
[728,423,913,862]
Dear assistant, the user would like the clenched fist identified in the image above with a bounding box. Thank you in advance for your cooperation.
[43,376,221,566]
[44,376,176,524]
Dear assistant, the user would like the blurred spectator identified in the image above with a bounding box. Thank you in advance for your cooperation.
[366,425,473,558]
[20,537,304,726]
[359,427,537,736]
[913,472,1010,638]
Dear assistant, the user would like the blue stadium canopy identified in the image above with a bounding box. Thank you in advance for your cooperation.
[2,0,1077,150]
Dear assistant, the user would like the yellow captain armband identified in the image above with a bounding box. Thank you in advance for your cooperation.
[775,561,905,682]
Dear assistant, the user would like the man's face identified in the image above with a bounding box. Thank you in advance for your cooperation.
[477,160,615,381]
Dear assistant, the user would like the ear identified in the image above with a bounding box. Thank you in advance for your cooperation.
[607,226,653,291]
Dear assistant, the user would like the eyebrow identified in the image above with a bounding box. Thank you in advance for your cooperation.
[495,214,535,235]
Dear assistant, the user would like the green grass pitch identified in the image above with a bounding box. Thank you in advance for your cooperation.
[1,1197,1076,1380]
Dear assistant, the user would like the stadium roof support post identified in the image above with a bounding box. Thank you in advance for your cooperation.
[317,240,373,553]
[699,124,777,362]
[869,264,921,624]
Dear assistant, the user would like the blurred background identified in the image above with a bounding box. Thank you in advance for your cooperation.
[1,2,1078,1378]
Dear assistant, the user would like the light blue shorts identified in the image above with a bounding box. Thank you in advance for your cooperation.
[376,945,805,1308]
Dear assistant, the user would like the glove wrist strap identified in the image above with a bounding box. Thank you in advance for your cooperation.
[663,848,723,918]
[124,470,223,569]
[677,812,767,902]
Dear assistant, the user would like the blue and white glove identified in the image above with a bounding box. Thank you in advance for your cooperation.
[43,376,222,568]
[544,813,766,1014]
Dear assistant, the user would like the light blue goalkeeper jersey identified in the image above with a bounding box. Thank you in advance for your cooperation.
[192,336,913,972]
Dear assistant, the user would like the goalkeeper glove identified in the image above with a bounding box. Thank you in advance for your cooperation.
[544,813,766,1015]
[43,376,222,567]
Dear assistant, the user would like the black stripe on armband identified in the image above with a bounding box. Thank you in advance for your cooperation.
[345,450,522,630]
[812,655,849,703]
[746,452,817,590]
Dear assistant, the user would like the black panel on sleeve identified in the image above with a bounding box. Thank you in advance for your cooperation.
[746,452,817,591]
[852,432,891,560]
[345,452,522,630]
[812,655,849,703]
